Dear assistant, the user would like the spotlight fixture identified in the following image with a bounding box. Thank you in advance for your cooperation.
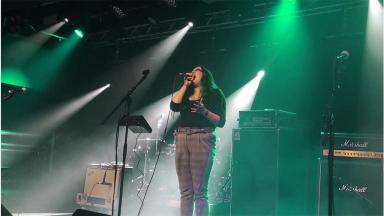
[162,0,176,7]
[257,70,265,78]
[74,29,84,38]
[63,18,69,23]
[188,22,194,28]
[112,5,125,17]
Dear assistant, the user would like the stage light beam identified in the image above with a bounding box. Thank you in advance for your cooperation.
[2,21,66,71]
[214,71,265,197]
[22,84,110,135]
[105,23,191,104]
[357,0,383,131]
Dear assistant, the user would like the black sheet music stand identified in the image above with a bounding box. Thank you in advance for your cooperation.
[119,115,152,133]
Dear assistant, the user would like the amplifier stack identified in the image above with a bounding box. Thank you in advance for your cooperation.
[231,109,303,216]
[317,133,383,216]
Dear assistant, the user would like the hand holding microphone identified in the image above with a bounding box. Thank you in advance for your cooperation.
[182,72,195,87]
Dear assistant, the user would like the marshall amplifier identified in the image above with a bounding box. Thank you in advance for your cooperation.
[317,159,383,216]
[318,133,383,216]
[238,109,297,129]
[321,132,383,159]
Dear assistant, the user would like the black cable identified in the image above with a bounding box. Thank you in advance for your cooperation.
[136,74,179,216]
[136,139,164,216]
[133,133,145,203]
[162,74,178,141]
[133,133,144,182]
[112,102,129,215]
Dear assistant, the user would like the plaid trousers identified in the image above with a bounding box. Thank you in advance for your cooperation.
[174,127,216,216]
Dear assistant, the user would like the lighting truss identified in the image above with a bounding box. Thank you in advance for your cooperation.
[86,0,368,48]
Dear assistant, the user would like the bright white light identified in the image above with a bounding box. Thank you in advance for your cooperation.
[257,70,265,78]
[357,0,383,129]
[188,22,194,28]
[108,24,190,102]
[232,75,264,111]
[362,0,382,73]
[64,18,69,23]
[217,72,265,144]
[369,0,382,14]
[22,84,110,135]
[106,83,111,88]
[4,22,65,67]
[217,72,265,146]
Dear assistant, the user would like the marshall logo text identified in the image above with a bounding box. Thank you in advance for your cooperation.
[338,184,368,193]
[340,139,368,148]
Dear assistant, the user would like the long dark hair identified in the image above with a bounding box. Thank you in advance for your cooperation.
[200,66,226,106]
[185,65,223,99]
[200,65,218,97]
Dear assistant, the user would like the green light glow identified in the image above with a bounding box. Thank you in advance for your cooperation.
[268,0,298,43]
[1,130,34,136]
[1,68,30,87]
[24,33,82,91]
[74,29,84,38]
[42,31,67,40]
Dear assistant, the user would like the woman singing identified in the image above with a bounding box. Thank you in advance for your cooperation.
[170,66,226,216]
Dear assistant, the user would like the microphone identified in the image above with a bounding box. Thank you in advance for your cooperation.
[178,73,187,77]
[336,50,350,61]
[178,73,195,81]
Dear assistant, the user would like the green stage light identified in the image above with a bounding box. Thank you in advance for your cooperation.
[42,32,67,40]
[2,67,30,87]
[74,29,84,38]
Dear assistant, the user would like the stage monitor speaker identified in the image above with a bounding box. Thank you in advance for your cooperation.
[231,127,303,216]
[317,158,383,216]
[73,209,109,216]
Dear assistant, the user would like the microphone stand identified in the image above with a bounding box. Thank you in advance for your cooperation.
[101,69,150,216]
[326,56,346,216]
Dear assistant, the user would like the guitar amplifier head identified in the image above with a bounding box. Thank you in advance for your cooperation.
[238,109,297,128]
[321,132,383,159]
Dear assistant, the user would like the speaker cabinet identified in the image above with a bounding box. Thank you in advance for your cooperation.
[231,127,302,216]
[317,158,383,216]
